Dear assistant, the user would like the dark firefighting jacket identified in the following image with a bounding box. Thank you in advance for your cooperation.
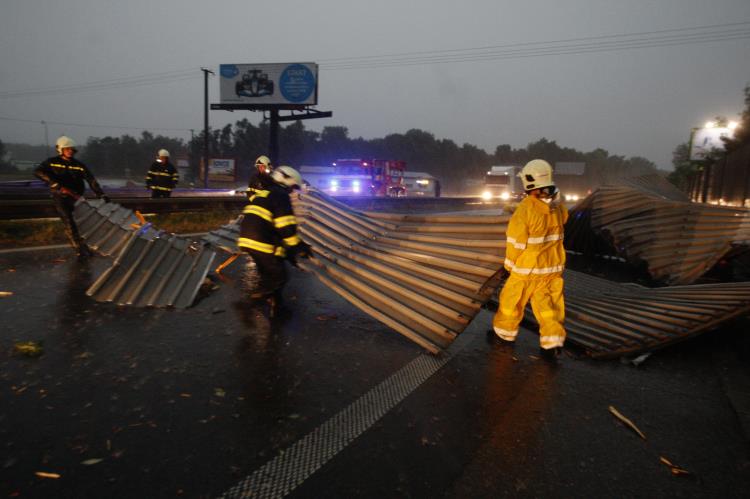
[238,183,302,258]
[145,160,179,192]
[246,171,273,200]
[34,155,104,197]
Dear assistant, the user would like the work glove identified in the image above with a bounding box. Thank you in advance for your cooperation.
[499,267,511,279]
[100,195,111,203]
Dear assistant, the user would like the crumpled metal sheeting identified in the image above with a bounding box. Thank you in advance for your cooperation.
[203,217,241,253]
[86,231,216,308]
[541,270,750,358]
[566,176,750,284]
[295,190,506,353]
[74,198,160,257]
[73,198,217,308]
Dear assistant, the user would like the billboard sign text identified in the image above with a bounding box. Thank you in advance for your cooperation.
[219,63,318,106]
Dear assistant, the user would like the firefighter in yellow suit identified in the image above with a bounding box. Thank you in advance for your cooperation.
[492,159,569,360]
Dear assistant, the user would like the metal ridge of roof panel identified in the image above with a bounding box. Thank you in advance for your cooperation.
[557,269,750,358]
[73,198,216,308]
[566,176,750,284]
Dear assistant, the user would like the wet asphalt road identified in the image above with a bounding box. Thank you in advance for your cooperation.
[1,248,750,498]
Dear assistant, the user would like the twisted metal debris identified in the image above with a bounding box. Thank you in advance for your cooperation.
[74,198,216,308]
[76,187,750,358]
[566,175,750,285]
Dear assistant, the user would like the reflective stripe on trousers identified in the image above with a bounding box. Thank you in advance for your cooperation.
[492,273,565,348]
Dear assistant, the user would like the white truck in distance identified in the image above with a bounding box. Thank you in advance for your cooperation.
[482,165,521,201]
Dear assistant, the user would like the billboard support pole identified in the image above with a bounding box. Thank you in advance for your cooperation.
[269,108,280,167]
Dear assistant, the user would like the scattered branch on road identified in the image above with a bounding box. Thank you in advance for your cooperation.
[608,405,646,440]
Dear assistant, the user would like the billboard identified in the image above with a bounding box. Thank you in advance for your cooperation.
[219,63,318,106]
[690,127,734,161]
[202,158,236,183]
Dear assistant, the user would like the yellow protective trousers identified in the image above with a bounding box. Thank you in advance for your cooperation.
[492,273,566,349]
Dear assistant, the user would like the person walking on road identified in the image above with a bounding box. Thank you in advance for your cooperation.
[491,159,568,360]
[238,165,312,314]
[34,135,109,258]
[145,149,179,198]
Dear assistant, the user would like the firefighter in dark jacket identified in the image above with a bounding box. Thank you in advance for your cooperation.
[146,149,179,198]
[247,154,273,199]
[34,135,109,257]
[238,165,311,309]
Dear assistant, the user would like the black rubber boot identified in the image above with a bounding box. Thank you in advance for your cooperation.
[539,347,562,362]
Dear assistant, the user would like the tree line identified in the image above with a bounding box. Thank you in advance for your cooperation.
[2,121,659,191]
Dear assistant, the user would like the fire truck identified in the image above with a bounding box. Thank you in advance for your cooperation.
[325,159,406,197]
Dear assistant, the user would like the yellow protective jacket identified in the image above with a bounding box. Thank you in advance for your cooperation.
[504,195,568,279]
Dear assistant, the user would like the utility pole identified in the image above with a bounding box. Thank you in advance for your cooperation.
[41,120,49,155]
[201,68,214,188]
[269,109,280,167]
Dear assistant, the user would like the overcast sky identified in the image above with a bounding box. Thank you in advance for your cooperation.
[1,0,749,169]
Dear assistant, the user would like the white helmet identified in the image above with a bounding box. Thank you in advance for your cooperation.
[519,159,555,192]
[56,136,77,153]
[271,165,302,190]
[158,149,170,158]
[255,155,271,174]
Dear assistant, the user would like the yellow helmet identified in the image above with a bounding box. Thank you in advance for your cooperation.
[158,149,170,158]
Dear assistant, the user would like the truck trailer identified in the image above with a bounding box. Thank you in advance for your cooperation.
[482,165,521,201]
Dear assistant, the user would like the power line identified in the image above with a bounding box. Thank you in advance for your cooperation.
[0,115,192,133]
[321,25,750,70]
[0,21,746,100]
[319,20,750,63]
[0,69,200,99]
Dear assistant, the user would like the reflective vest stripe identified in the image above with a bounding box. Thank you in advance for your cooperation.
[149,185,172,191]
[283,234,301,247]
[238,237,275,253]
[526,233,563,244]
[506,236,526,250]
[242,205,273,222]
[504,258,564,275]
[274,215,297,229]
[51,163,84,172]
[148,171,173,177]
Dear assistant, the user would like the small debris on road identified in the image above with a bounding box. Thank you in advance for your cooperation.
[35,471,61,479]
[13,341,43,357]
[608,405,646,440]
[659,456,692,476]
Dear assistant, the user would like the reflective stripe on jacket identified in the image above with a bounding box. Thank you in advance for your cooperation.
[238,184,301,256]
[34,155,104,197]
[504,195,568,279]
[146,161,179,191]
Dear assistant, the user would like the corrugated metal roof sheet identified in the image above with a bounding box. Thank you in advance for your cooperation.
[76,188,750,356]
[205,188,750,356]
[73,199,216,308]
[556,270,750,358]
[565,175,750,284]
